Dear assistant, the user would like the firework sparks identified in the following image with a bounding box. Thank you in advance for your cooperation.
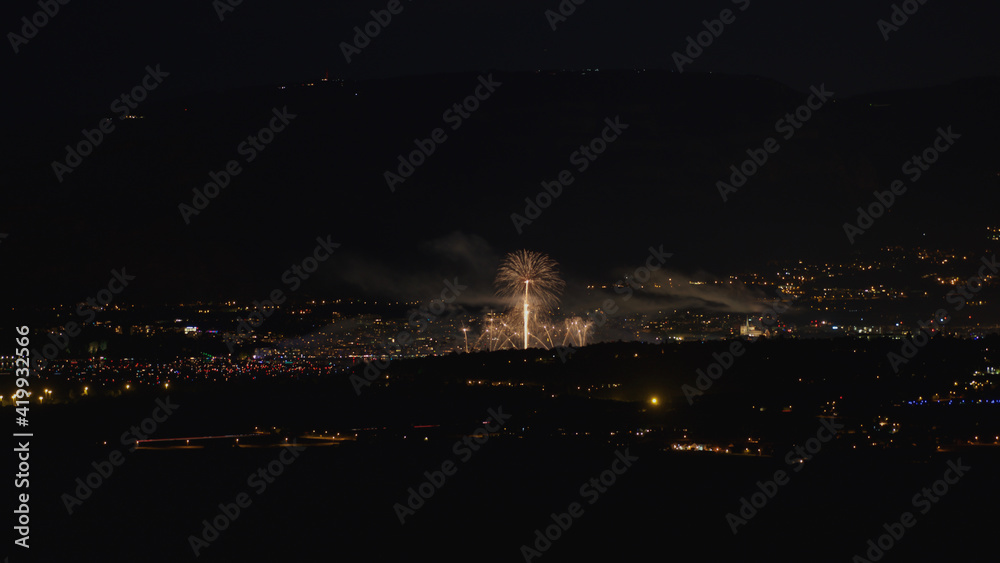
[495,250,565,349]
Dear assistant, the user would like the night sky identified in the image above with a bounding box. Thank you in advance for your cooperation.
[3,0,999,305]
[6,0,999,106]
[5,6,1000,560]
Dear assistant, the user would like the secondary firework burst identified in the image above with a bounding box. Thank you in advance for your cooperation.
[494,250,566,350]
[562,317,591,348]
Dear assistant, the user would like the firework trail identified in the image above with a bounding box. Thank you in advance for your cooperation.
[494,250,565,349]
